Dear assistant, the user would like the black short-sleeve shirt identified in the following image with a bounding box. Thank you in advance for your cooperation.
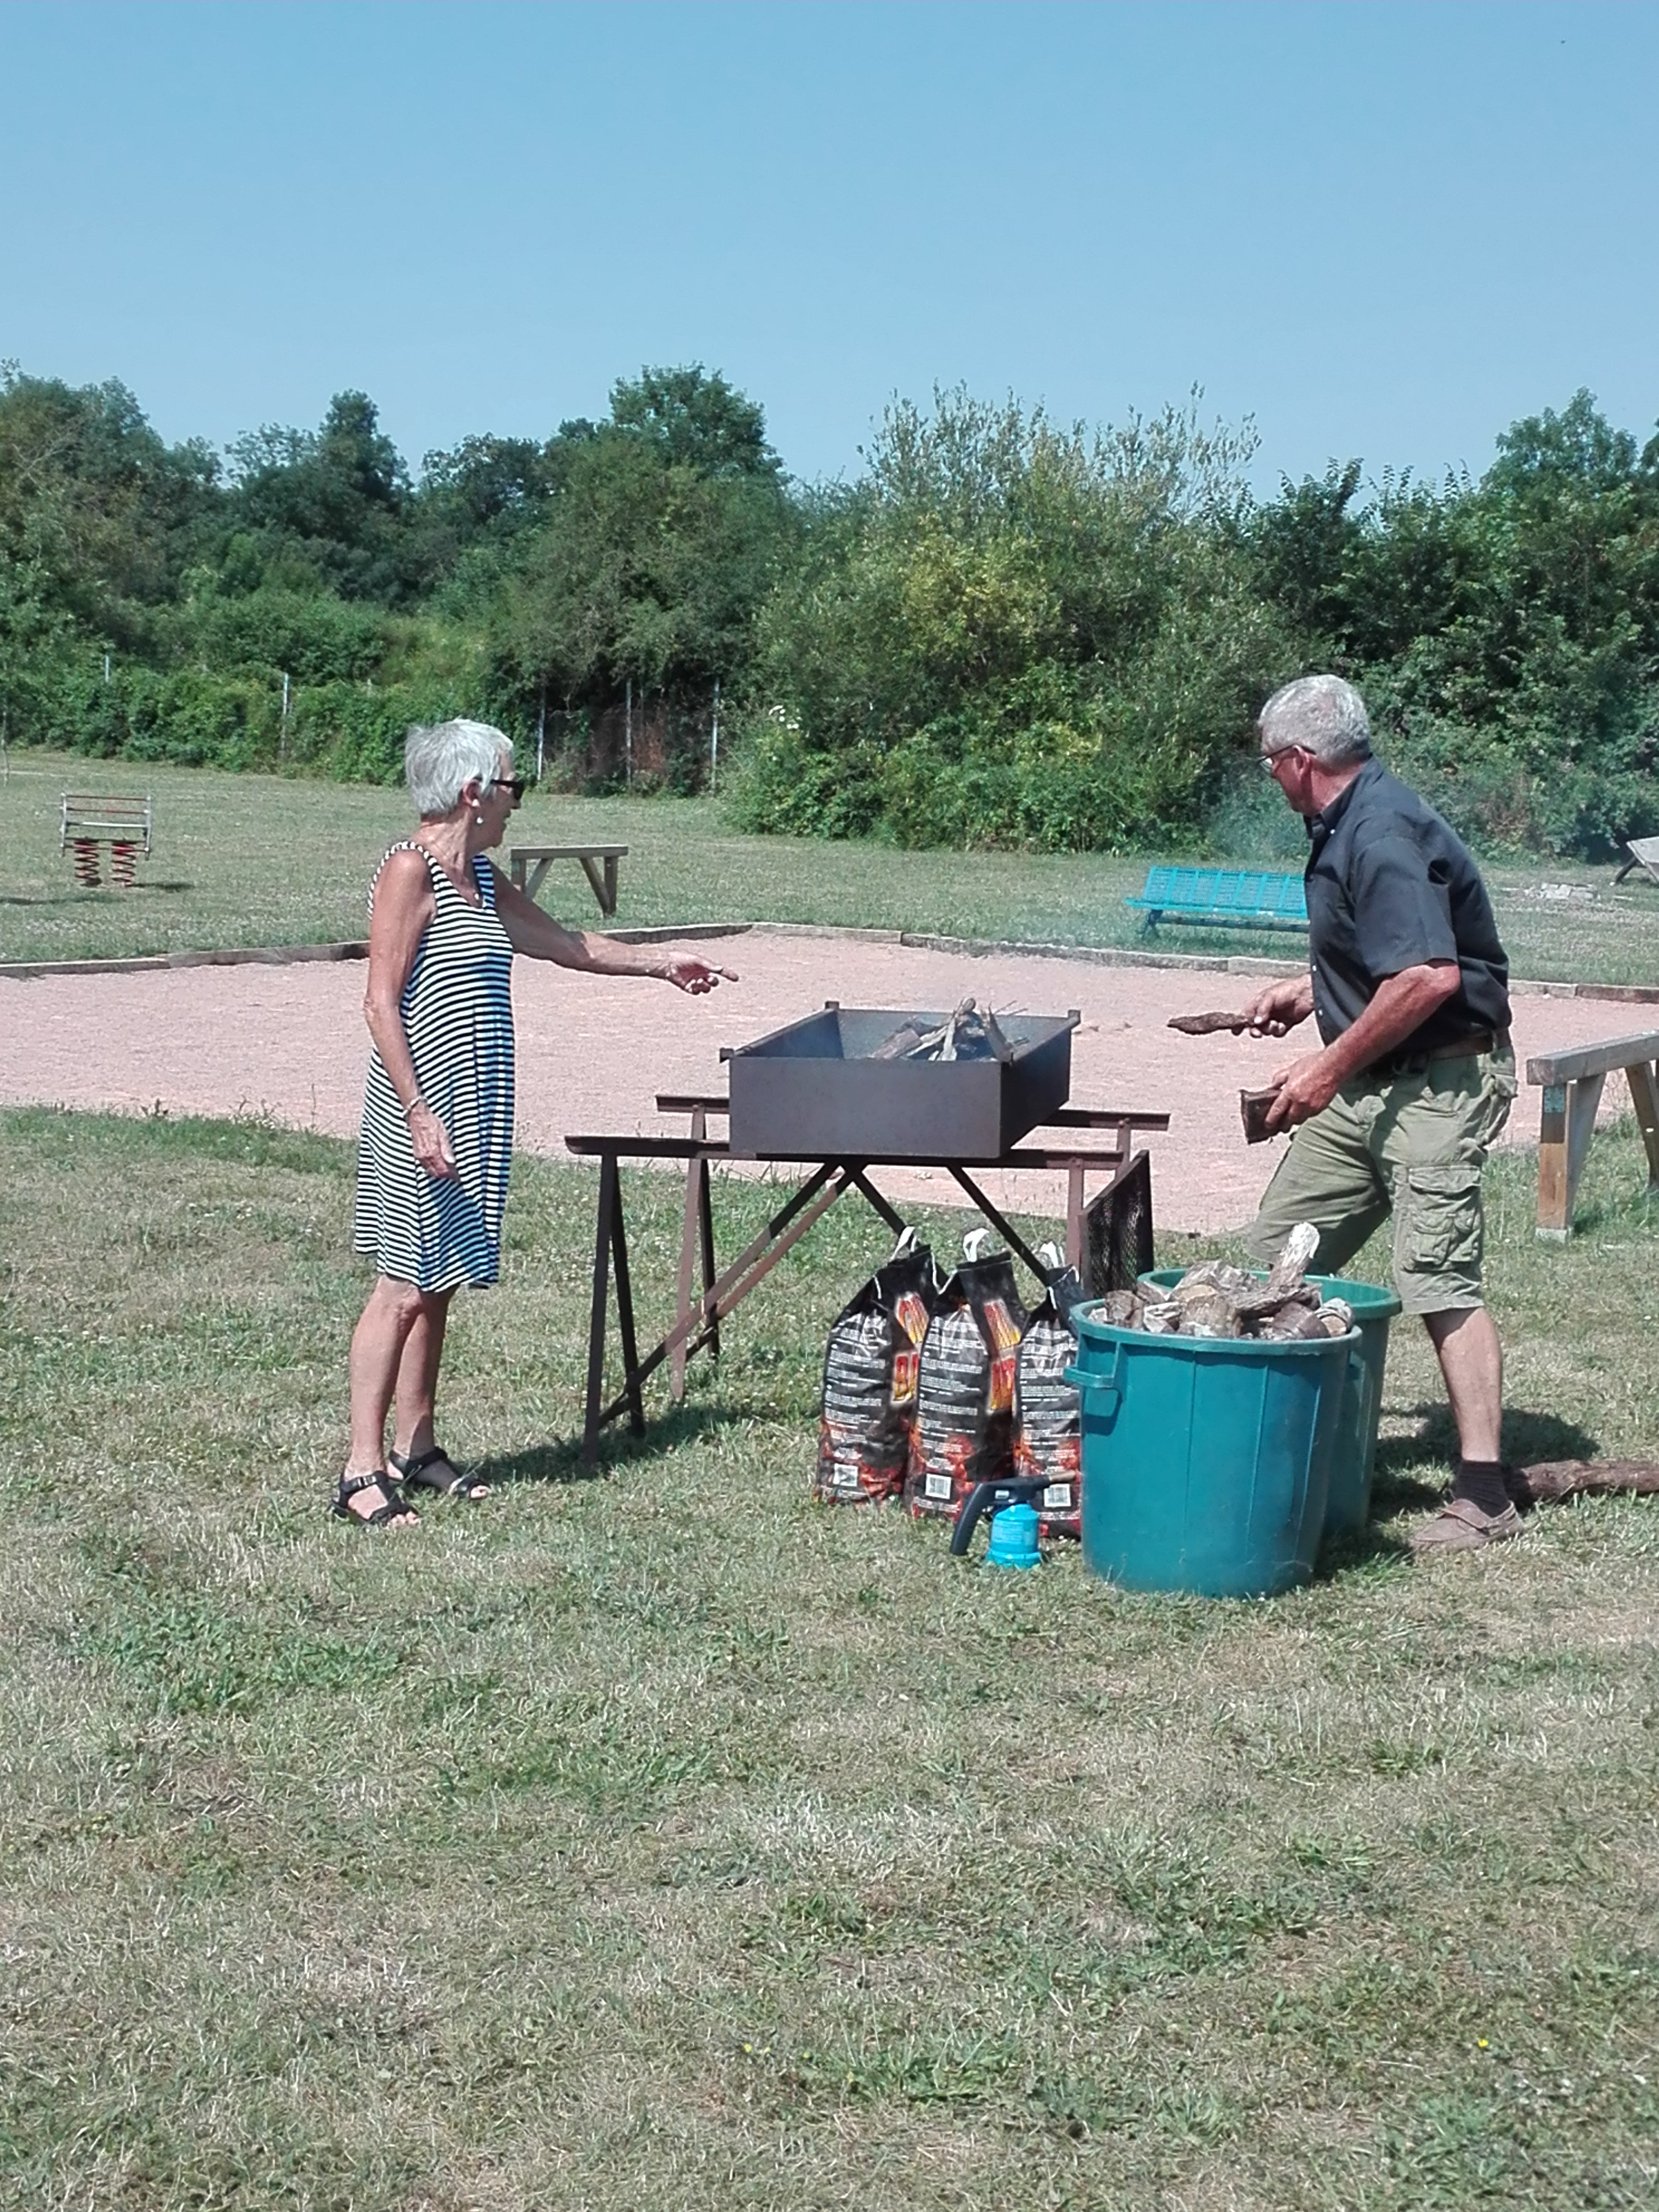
[1304,759,1510,1053]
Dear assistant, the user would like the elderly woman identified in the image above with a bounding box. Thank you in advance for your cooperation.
[336,717,734,1529]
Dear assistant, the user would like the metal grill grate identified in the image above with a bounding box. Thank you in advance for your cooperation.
[1084,1150,1154,1294]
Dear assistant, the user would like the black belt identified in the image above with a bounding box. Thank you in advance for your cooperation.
[1369,1028,1510,1080]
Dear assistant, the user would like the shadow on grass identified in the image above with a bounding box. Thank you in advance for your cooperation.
[1319,1524,1413,1577]
[473,1393,768,1489]
[1503,1406,1603,1465]
[0,882,192,903]
[1563,1190,1659,1238]
[1372,1401,1601,1514]
[469,1440,607,1489]
[1319,1401,1602,1576]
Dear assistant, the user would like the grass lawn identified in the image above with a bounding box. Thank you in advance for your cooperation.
[4,750,1659,982]
[1,1103,1655,2209]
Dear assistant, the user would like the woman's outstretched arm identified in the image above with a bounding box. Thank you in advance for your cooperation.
[489,866,737,994]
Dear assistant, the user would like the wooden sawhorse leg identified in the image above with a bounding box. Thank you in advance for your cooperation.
[1536,1075,1606,1240]
[586,1160,848,1460]
[583,1149,645,1459]
[1063,1121,1133,1275]
[1626,1059,1659,1197]
[671,1109,720,1402]
[579,854,619,916]
[513,856,555,903]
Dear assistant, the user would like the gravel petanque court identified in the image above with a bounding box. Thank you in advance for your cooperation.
[0,927,1641,1234]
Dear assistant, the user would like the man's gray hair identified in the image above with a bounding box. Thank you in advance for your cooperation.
[404,718,513,817]
[1258,675,1372,767]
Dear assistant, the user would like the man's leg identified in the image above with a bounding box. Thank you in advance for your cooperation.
[1410,1300,1519,1551]
[1424,1305,1503,1463]
[1382,1053,1520,1552]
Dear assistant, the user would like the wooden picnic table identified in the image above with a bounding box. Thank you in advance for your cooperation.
[509,843,627,918]
[1527,1027,1659,1238]
[1614,835,1659,888]
[565,1097,1168,1461]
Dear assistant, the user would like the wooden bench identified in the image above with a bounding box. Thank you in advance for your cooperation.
[61,791,152,888]
[1125,865,1308,933]
[508,843,627,919]
[1614,835,1659,888]
[1526,1028,1659,1239]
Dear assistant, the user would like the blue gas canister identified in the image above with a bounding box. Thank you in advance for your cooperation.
[985,1502,1042,1570]
[949,1477,1045,1569]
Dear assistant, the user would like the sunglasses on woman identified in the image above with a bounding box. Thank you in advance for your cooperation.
[485,776,528,802]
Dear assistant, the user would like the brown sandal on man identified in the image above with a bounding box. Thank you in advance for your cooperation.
[1409,1495,1524,1555]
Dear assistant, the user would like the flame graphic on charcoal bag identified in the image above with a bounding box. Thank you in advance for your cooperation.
[905,1247,1029,1521]
[815,1233,942,1505]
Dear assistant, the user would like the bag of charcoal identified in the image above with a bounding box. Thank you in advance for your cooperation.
[905,1231,1028,1522]
[1013,1241,1086,1538]
[815,1228,940,1504]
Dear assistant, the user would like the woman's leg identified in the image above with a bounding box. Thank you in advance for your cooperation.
[342,1274,424,1524]
[392,1288,491,1498]
[392,1288,455,1460]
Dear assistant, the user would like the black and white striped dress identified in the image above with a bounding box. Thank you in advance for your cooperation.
[354,843,515,1292]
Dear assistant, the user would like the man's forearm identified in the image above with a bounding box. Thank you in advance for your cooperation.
[1316,964,1462,1083]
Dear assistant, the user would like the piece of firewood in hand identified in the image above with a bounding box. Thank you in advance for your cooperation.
[1168,1010,1253,1036]
[1240,1086,1283,1144]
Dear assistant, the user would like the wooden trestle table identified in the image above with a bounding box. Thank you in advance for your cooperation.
[565,1097,1169,1462]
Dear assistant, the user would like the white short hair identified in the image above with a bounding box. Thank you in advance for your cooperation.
[1259,675,1372,767]
[404,718,512,817]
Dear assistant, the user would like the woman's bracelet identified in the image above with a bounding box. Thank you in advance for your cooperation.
[402,1095,429,1120]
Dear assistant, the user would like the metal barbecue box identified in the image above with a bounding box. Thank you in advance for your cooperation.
[721,1003,1080,1161]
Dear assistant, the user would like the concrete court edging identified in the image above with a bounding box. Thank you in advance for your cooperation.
[3,917,1658,1001]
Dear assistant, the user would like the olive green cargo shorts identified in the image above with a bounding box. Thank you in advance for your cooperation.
[1244,1047,1518,1316]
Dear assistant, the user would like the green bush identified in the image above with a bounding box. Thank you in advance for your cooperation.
[7,362,1659,857]
[1244,393,1659,858]
[287,680,476,783]
[174,587,390,685]
[20,661,279,768]
[120,667,278,768]
[729,391,1295,851]
[6,655,492,786]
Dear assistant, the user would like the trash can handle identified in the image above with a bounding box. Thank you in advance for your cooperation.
[1064,1343,1123,1409]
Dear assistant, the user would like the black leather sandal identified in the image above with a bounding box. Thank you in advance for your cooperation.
[331,1471,418,1528]
[390,1445,489,1502]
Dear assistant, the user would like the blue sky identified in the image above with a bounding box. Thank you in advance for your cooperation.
[2,1,1655,492]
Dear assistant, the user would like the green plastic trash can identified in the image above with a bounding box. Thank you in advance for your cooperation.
[1141,1271,1401,1539]
[1067,1307,1355,1597]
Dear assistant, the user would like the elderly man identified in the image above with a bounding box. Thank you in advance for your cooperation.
[1239,674,1520,1553]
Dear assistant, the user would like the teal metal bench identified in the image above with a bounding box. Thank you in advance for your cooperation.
[1126,866,1308,933]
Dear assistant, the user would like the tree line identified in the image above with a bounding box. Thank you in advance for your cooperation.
[2,358,1655,856]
